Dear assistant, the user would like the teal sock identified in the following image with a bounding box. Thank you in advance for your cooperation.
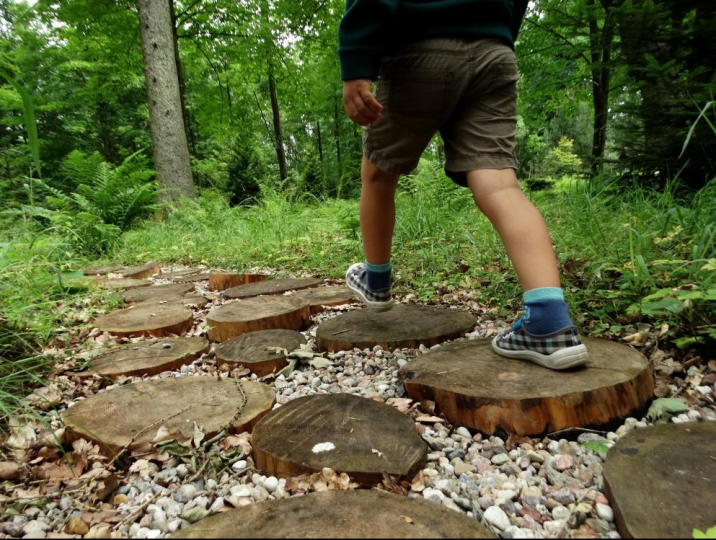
[365,260,391,292]
[522,287,574,335]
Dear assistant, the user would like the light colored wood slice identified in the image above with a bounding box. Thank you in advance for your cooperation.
[209,272,245,291]
[224,278,323,299]
[293,286,357,314]
[86,337,209,379]
[173,490,495,539]
[214,330,306,377]
[161,268,201,280]
[118,262,161,279]
[253,394,427,484]
[95,304,194,338]
[603,422,716,539]
[121,283,196,303]
[97,279,151,291]
[172,272,210,283]
[135,295,210,310]
[317,304,476,352]
[207,297,310,342]
[63,377,275,454]
[83,264,123,276]
[399,338,654,436]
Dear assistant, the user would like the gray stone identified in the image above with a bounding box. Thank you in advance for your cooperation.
[596,502,614,522]
[174,484,197,503]
[552,506,571,521]
[544,520,567,537]
[484,506,511,531]
[22,521,47,535]
[491,454,511,466]
[422,488,445,503]
[441,498,464,513]
[180,507,210,524]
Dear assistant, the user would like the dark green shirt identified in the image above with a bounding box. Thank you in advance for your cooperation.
[338,0,529,80]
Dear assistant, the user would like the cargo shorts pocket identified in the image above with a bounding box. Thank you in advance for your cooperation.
[479,61,520,116]
[388,67,451,129]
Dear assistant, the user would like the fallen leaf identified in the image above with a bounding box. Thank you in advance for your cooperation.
[410,471,425,492]
[415,415,444,424]
[221,433,252,455]
[401,515,414,525]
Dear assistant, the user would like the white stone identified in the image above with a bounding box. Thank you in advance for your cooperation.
[312,442,335,453]
[484,506,511,531]
[230,485,254,498]
[231,460,248,471]
[552,506,571,521]
[422,488,445,503]
[263,476,279,493]
[544,520,567,537]
[596,503,615,522]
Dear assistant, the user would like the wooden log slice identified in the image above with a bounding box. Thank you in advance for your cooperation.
[209,272,243,291]
[136,295,210,310]
[244,273,270,284]
[214,330,307,377]
[63,377,275,454]
[173,490,495,539]
[97,279,151,291]
[161,268,201,280]
[95,304,194,338]
[253,394,427,484]
[224,277,323,299]
[207,297,310,342]
[86,337,209,379]
[293,286,357,314]
[317,305,476,352]
[398,338,654,436]
[118,262,161,279]
[603,422,716,539]
[83,264,123,276]
[121,283,196,304]
[172,272,210,283]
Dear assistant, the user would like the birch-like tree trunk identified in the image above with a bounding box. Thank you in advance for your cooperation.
[137,0,195,201]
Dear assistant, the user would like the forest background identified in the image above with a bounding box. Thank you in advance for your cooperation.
[0,0,715,415]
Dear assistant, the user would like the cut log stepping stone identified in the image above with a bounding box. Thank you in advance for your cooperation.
[97,278,151,291]
[95,304,194,337]
[604,421,716,539]
[252,393,427,484]
[207,296,310,342]
[137,295,210,310]
[317,304,476,351]
[293,286,357,313]
[63,377,275,454]
[209,272,270,291]
[173,490,495,539]
[214,330,306,377]
[224,277,323,299]
[172,272,210,283]
[121,283,196,303]
[398,338,653,436]
[85,337,209,379]
[117,262,161,279]
[83,263,123,276]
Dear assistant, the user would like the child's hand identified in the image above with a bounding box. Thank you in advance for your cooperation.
[343,79,383,126]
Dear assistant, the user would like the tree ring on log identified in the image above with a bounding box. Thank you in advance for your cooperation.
[214,330,307,376]
[292,286,357,313]
[224,277,323,299]
[95,304,194,337]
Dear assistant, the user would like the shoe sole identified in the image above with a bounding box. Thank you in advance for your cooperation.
[491,336,590,371]
[346,264,394,312]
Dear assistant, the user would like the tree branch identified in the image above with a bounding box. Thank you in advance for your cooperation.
[523,17,592,64]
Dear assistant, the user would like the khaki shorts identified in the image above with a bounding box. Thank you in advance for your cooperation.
[363,38,520,187]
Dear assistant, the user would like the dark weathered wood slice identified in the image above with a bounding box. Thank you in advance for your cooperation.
[174,490,495,539]
[97,279,151,291]
[86,337,209,379]
[603,422,716,539]
[63,377,275,454]
[209,272,245,291]
[121,283,196,303]
[293,286,357,314]
[317,304,476,352]
[207,296,311,342]
[118,262,161,279]
[136,295,210,310]
[224,278,323,299]
[253,394,427,484]
[399,338,654,436]
[161,268,201,280]
[172,272,210,283]
[83,264,123,276]
[95,304,194,337]
[214,330,307,377]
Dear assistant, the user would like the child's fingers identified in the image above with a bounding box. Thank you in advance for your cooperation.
[350,96,380,126]
[359,88,384,113]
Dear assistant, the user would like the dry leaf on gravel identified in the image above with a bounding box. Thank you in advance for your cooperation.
[386,398,413,414]
[410,470,425,492]
[221,433,252,455]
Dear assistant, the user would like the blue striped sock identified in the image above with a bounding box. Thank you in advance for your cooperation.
[365,261,391,292]
[522,287,574,335]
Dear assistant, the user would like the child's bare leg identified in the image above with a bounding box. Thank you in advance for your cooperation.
[360,157,399,264]
[466,168,560,291]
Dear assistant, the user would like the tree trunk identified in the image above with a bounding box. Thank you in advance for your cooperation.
[138,0,195,201]
[268,68,288,182]
[169,0,196,158]
[587,0,614,173]
[333,95,342,179]
[317,120,323,162]
[97,101,117,164]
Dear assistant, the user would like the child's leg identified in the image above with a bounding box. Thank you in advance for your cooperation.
[345,158,399,310]
[360,158,400,265]
[466,168,559,291]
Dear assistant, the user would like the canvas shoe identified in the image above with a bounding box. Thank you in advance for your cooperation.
[492,321,589,370]
[345,263,394,311]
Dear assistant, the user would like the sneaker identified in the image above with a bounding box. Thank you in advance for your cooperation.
[346,263,394,312]
[492,322,589,370]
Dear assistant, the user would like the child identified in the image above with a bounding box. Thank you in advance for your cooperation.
[338,0,589,370]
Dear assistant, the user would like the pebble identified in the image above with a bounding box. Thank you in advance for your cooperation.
[263,477,279,493]
[174,484,197,503]
[553,506,571,521]
[484,506,511,531]
[596,503,614,522]
[491,454,511,466]
[441,498,463,513]
[232,460,248,471]
[422,488,445,503]
[555,454,575,471]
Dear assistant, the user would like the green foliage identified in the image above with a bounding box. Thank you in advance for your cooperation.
[0,69,41,177]
[694,527,716,540]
